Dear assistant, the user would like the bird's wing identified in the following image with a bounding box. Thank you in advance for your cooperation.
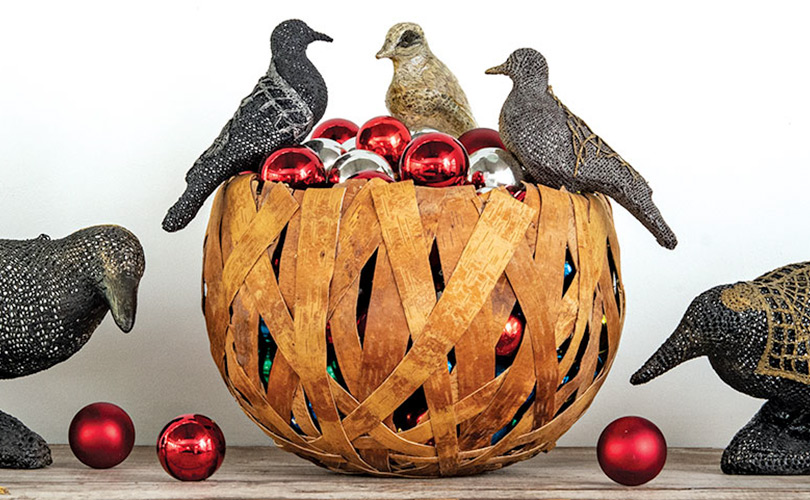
[200,61,314,163]
[547,86,638,179]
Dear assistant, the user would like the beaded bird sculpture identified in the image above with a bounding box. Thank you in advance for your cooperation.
[0,225,145,468]
[487,48,677,249]
[632,261,810,474]
[376,22,477,137]
[162,19,332,232]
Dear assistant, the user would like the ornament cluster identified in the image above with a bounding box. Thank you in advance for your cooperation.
[257,117,525,197]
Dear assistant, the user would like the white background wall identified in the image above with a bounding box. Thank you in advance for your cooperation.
[1,0,809,450]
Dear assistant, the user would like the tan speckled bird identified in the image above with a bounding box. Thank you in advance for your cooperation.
[376,22,477,136]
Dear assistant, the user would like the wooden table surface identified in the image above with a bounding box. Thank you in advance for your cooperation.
[1,445,808,500]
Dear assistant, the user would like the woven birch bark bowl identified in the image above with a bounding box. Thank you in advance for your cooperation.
[202,174,625,477]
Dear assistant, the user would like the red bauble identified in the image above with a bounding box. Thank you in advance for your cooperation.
[400,132,469,187]
[356,116,411,167]
[68,402,135,469]
[458,128,506,154]
[597,416,667,486]
[312,118,359,144]
[157,414,226,482]
[260,146,326,188]
[350,170,395,182]
[496,311,525,356]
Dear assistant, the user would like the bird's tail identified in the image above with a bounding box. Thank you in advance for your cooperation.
[162,160,224,232]
[636,202,678,250]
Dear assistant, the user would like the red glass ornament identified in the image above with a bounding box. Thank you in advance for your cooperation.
[356,116,411,167]
[597,416,667,486]
[260,146,326,188]
[157,414,226,482]
[350,170,395,182]
[458,128,506,154]
[68,402,135,469]
[400,132,469,187]
[312,118,359,144]
[496,312,524,356]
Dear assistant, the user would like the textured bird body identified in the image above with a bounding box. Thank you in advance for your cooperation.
[0,225,144,469]
[162,19,331,232]
[377,22,476,137]
[488,48,677,249]
[0,226,145,378]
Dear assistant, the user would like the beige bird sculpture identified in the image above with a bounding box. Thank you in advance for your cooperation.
[376,22,477,136]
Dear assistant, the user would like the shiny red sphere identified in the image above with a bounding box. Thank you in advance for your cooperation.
[356,116,411,167]
[496,312,525,356]
[68,402,135,469]
[312,118,359,144]
[157,414,226,482]
[458,128,506,154]
[260,146,326,188]
[597,416,667,486]
[400,132,469,187]
[350,170,395,182]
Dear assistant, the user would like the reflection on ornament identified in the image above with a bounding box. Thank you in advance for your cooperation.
[311,118,359,144]
[468,147,523,190]
[260,146,327,188]
[357,116,411,166]
[458,127,505,154]
[304,138,344,171]
[328,149,396,184]
[342,137,357,152]
[157,414,226,482]
[400,132,468,187]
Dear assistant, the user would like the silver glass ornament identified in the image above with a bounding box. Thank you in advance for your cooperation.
[341,137,357,152]
[468,147,524,191]
[329,149,396,183]
[303,138,344,171]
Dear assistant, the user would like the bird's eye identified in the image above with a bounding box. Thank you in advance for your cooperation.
[397,30,421,48]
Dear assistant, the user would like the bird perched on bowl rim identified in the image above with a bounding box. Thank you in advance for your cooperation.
[376,22,477,137]
[162,19,332,233]
[486,48,677,250]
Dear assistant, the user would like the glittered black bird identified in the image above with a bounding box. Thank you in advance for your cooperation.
[632,262,810,474]
[0,225,145,469]
[162,19,332,232]
[487,48,678,250]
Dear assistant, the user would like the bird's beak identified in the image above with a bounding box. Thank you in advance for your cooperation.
[102,275,140,333]
[485,62,508,75]
[376,44,394,59]
[312,31,333,43]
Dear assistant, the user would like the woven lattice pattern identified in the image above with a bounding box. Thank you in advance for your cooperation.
[202,175,625,477]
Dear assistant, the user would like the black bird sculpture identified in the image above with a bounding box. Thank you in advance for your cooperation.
[632,261,810,474]
[486,48,678,250]
[0,225,145,468]
[162,19,332,232]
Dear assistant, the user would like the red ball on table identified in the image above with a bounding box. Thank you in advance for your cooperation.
[400,132,469,187]
[458,127,506,154]
[260,146,326,188]
[68,402,135,469]
[356,116,412,167]
[597,416,667,486]
[311,118,359,144]
[157,414,226,481]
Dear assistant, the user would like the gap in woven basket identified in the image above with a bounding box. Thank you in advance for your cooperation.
[607,240,620,314]
[271,225,288,280]
[593,312,609,381]
[496,302,525,376]
[556,333,573,363]
[355,249,378,347]
[258,317,278,391]
[555,390,578,417]
[326,336,349,392]
[559,325,590,389]
[491,387,537,445]
[393,386,429,433]
[428,239,445,300]
[562,246,577,297]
